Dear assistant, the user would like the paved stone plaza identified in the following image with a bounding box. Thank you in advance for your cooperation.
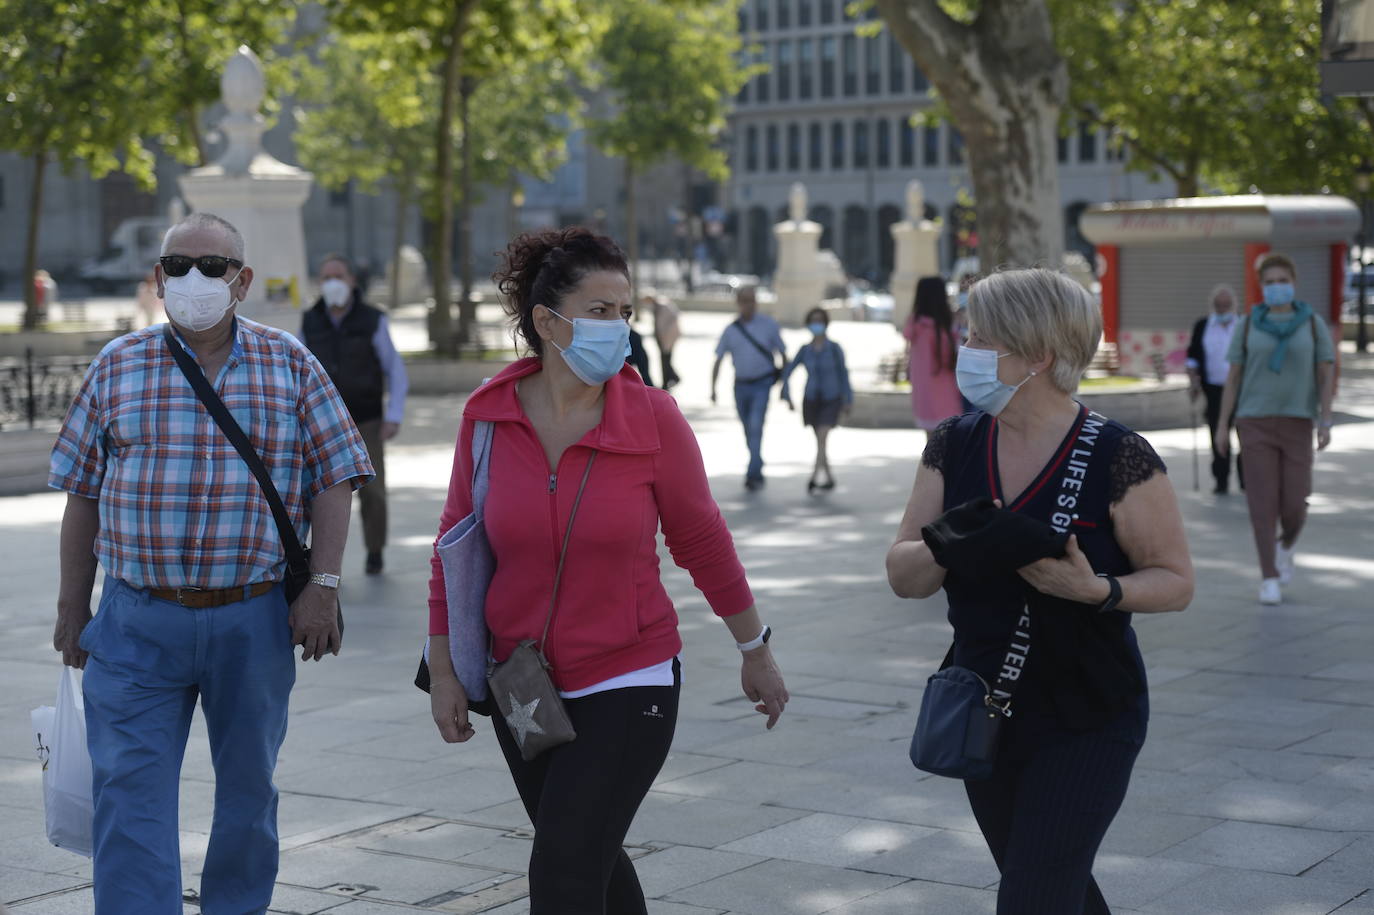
[2,310,1374,913]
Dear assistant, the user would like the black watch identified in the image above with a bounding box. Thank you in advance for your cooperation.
[1096,574,1122,613]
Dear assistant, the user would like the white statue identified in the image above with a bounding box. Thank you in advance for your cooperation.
[789,182,808,224]
[906,180,926,226]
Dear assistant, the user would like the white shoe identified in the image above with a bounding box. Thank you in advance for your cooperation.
[1275,542,1295,585]
[1259,578,1282,605]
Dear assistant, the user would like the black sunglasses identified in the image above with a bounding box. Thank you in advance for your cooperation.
[159,254,243,279]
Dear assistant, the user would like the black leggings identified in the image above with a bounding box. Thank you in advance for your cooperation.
[964,718,1142,915]
[491,668,680,915]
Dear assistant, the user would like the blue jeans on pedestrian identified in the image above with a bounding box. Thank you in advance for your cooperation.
[734,376,773,481]
[79,576,296,914]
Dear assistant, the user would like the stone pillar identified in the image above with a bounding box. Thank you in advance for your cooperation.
[771,182,827,326]
[889,180,942,330]
[178,46,313,328]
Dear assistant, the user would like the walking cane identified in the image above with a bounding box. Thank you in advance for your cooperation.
[1190,401,1200,492]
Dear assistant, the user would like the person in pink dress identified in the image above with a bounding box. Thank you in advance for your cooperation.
[904,276,964,431]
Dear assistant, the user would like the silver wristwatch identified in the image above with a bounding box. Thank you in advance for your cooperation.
[309,572,341,590]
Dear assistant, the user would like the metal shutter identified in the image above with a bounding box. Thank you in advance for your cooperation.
[1119,245,1247,330]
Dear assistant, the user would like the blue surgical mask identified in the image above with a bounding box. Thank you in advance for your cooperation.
[1262,283,1295,307]
[547,308,632,385]
[808,322,827,336]
[955,345,1035,416]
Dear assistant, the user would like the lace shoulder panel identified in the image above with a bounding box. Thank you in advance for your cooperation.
[921,415,960,473]
[1108,432,1166,504]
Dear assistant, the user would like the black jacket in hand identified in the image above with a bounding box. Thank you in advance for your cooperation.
[923,497,1144,729]
[921,497,1068,575]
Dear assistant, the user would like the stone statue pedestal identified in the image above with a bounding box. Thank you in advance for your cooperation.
[772,182,828,326]
[178,46,313,329]
[889,180,941,330]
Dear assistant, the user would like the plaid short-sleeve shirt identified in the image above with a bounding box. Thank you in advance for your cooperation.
[49,318,374,589]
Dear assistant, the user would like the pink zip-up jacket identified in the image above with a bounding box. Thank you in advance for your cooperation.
[428,358,754,691]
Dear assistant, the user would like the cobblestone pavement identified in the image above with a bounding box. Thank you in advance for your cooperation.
[3,309,1374,913]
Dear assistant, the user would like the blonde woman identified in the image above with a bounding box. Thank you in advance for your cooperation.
[888,268,1193,913]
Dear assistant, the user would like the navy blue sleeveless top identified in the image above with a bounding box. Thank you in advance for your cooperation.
[923,406,1165,732]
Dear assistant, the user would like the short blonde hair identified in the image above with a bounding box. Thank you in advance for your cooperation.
[967,268,1101,393]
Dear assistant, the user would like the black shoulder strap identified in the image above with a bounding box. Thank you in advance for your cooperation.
[161,325,308,577]
[732,319,778,365]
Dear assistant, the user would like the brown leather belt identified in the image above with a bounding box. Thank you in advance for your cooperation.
[147,580,277,609]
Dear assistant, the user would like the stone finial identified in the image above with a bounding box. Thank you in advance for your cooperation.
[222,46,266,116]
[906,180,925,224]
[789,182,808,224]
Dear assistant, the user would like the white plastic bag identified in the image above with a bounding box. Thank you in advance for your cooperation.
[30,666,94,857]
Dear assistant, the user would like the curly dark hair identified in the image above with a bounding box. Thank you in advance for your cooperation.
[493,226,629,357]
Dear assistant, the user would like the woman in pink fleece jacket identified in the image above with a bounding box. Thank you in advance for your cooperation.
[426,227,789,914]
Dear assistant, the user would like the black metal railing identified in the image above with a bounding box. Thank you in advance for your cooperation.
[0,348,91,430]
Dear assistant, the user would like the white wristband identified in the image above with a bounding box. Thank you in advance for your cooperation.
[735,624,771,652]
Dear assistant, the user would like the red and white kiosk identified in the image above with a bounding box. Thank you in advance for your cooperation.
[1080,195,1357,376]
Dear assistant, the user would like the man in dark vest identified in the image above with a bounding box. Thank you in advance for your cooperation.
[302,254,409,574]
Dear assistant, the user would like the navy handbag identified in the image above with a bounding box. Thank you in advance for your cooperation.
[909,665,1007,781]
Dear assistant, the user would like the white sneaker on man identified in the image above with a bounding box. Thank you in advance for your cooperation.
[1275,542,1295,585]
[1259,578,1282,605]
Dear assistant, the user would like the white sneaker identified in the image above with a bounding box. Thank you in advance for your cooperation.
[1259,578,1282,605]
[1275,542,1295,585]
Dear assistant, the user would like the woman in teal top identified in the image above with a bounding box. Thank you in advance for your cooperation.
[1216,253,1336,606]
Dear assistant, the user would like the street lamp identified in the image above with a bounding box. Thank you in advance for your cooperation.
[1357,162,1373,353]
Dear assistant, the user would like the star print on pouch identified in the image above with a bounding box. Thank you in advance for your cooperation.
[505,693,546,747]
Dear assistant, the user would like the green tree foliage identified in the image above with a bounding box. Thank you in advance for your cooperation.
[1052,0,1373,198]
[294,30,578,311]
[588,0,756,294]
[324,0,602,354]
[0,0,292,328]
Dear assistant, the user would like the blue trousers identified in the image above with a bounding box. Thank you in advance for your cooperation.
[733,376,773,481]
[80,577,295,915]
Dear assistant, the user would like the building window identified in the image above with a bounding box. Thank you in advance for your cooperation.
[745,126,758,172]
[798,0,812,26]
[756,0,768,31]
[777,40,792,101]
[853,119,869,168]
[876,118,891,168]
[777,0,790,29]
[899,118,915,167]
[787,122,802,170]
[887,33,904,94]
[923,124,940,167]
[948,127,964,165]
[820,36,836,98]
[841,34,858,97]
[756,43,771,102]
[831,120,845,169]
[912,59,928,92]
[738,50,751,104]
[739,5,749,33]
[1078,121,1097,163]
[1057,133,1068,164]
[820,0,834,24]
[766,124,780,171]
[798,38,814,99]
[864,35,881,95]
[809,122,823,170]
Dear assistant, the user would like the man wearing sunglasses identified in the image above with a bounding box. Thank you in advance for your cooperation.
[301,254,409,575]
[48,212,374,913]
